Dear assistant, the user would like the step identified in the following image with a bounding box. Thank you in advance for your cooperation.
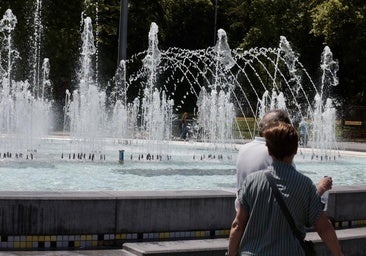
[307,227,366,256]
[122,238,228,256]
[123,227,366,256]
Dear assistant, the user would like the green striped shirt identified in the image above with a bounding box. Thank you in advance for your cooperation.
[238,160,323,255]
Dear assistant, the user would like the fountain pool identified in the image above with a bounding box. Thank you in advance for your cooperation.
[0,137,364,191]
[0,6,364,194]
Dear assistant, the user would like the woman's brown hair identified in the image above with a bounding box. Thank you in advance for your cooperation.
[263,122,298,160]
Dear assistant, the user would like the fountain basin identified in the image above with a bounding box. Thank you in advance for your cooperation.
[0,137,365,191]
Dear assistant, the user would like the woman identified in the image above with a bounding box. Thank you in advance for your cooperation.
[227,122,343,255]
[180,112,188,139]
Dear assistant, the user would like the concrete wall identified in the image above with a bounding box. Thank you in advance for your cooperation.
[0,190,235,250]
[327,186,366,222]
[0,190,234,235]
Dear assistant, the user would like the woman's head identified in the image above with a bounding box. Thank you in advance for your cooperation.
[263,121,298,160]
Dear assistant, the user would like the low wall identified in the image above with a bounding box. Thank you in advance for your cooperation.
[0,190,235,250]
[0,186,366,251]
[327,186,366,223]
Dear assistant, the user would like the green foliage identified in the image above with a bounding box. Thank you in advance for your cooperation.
[161,0,214,49]
[310,0,366,105]
[41,1,82,101]
[0,0,365,113]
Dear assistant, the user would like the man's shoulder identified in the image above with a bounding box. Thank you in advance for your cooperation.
[239,137,266,149]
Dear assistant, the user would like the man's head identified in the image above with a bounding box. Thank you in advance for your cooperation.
[263,121,298,160]
[258,109,291,136]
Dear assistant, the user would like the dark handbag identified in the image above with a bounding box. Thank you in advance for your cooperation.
[265,171,316,256]
[303,240,316,256]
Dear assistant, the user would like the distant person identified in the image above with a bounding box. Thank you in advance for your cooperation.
[299,117,309,146]
[180,112,188,140]
[235,110,332,209]
[227,122,343,256]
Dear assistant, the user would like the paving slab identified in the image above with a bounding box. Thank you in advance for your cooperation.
[123,238,228,256]
[0,250,134,256]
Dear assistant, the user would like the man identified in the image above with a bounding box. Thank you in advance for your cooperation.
[236,110,331,209]
[228,122,343,255]
[236,110,291,190]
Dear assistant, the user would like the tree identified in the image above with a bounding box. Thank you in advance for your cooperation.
[311,0,366,105]
[162,0,214,49]
[42,1,82,101]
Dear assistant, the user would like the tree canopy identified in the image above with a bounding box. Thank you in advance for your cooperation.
[0,0,364,112]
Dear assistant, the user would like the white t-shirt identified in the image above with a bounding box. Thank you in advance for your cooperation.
[236,137,272,190]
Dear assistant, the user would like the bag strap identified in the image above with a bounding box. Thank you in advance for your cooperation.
[264,171,306,247]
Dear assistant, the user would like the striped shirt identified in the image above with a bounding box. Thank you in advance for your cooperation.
[238,160,323,255]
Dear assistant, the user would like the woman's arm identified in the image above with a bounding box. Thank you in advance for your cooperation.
[227,205,249,256]
[314,211,343,256]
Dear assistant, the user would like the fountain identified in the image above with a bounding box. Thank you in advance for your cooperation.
[0,6,365,192]
[0,9,52,159]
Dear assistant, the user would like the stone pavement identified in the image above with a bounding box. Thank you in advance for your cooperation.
[240,139,366,152]
[337,141,366,152]
[0,250,134,256]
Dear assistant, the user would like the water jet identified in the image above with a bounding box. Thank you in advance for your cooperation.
[0,7,364,193]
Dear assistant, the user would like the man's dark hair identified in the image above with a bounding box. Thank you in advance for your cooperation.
[258,109,291,136]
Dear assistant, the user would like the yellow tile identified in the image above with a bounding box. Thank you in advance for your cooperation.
[26,241,32,248]
[26,236,33,242]
[75,241,81,247]
[20,241,26,248]
[80,235,86,241]
[13,242,21,248]
[86,235,92,240]
[50,236,57,241]
[32,236,39,242]
[195,231,204,237]
[38,236,45,242]
[92,241,98,247]
[159,232,169,239]
[44,236,51,241]
[120,233,126,239]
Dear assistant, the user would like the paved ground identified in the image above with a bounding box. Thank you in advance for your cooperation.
[337,141,366,152]
[0,250,133,256]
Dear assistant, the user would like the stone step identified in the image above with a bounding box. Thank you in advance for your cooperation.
[123,227,366,256]
[307,227,366,256]
[122,238,228,256]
